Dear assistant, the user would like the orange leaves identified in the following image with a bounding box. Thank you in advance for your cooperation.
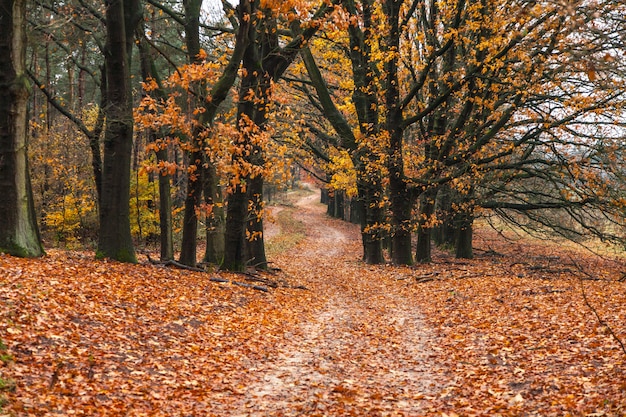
[3,192,626,415]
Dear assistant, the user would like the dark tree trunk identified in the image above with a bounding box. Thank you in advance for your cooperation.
[136,22,173,261]
[384,0,413,265]
[454,200,475,259]
[179,148,203,266]
[349,196,362,224]
[433,185,455,248]
[0,0,44,257]
[97,0,139,262]
[224,3,329,271]
[321,187,329,204]
[357,178,385,264]
[223,23,258,271]
[245,173,268,269]
[223,181,248,271]
[203,163,225,264]
[89,69,106,208]
[455,217,474,259]
[178,0,204,267]
[415,190,436,263]
[326,191,335,216]
[156,155,174,261]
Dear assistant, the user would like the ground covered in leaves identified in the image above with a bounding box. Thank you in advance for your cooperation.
[1,189,625,416]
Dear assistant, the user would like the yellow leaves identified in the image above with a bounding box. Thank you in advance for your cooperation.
[327,149,358,197]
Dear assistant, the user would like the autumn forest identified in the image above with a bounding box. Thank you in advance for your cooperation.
[1,0,625,415]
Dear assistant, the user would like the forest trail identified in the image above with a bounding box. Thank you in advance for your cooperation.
[3,187,625,417]
[227,188,443,415]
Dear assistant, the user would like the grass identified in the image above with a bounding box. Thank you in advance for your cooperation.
[265,208,307,256]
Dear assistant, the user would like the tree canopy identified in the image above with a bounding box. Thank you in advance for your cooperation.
[3,0,623,267]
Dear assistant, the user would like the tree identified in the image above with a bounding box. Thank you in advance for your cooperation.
[222,0,335,271]
[289,0,387,264]
[136,15,175,261]
[0,0,45,257]
[97,0,141,262]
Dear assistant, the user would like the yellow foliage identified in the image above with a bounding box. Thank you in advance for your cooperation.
[327,149,358,197]
[130,171,160,239]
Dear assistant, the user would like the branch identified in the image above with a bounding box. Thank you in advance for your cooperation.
[571,258,626,356]
[27,69,94,140]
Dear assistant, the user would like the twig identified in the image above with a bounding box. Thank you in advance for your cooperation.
[143,251,206,272]
[161,260,205,272]
[208,276,269,292]
[570,257,626,356]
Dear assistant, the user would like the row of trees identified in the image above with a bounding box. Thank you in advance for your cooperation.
[294,0,626,263]
[1,0,625,269]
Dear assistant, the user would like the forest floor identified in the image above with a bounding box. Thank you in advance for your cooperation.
[1,187,625,416]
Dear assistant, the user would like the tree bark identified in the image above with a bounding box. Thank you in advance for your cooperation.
[97,0,139,262]
[203,162,225,264]
[224,3,331,270]
[136,23,174,261]
[223,15,259,271]
[178,0,205,267]
[415,189,436,263]
[0,0,44,257]
[384,0,413,265]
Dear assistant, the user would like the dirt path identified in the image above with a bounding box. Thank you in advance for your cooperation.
[232,188,442,416]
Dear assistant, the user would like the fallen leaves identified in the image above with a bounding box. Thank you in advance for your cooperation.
[0,192,625,416]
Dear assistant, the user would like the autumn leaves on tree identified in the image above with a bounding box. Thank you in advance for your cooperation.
[1,0,625,270]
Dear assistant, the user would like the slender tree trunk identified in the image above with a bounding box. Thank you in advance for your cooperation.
[89,68,106,207]
[0,0,44,257]
[358,178,385,264]
[415,189,436,263]
[455,216,474,259]
[245,172,267,269]
[455,197,475,259]
[97,0,138,262]
[434,185,455,247]
[136,22,174,261]
[179,147,203,266]
[223,23,259,271]
[178,0,204,267]
[223,181,247,271]
[203,163,225,264]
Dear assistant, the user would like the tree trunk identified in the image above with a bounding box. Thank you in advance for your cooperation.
[385,0,413,266]
[0,0,44,257]
[415,190,436,263]
[433,185,455,248]
[455,202,474,259]
[455,218,474,259]
[203,162,225,264]
[223,181,247,271]
[179,148,203,266]
[357,177,385,264]
[97,0,139,262]
[136,22,173,261]
[178,0,204,267]
[223,21,258,271]
[245,172,268,269]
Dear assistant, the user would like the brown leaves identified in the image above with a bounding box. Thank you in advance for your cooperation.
[400,230,626,416]
[1,193,625,415]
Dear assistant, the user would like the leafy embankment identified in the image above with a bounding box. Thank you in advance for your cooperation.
[0,190,625,416]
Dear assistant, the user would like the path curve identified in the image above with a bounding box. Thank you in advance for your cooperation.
[233,188,441,415]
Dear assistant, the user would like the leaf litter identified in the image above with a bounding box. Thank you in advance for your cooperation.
[0,189,624,416]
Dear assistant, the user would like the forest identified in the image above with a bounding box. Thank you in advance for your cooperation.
[0,0,625,415]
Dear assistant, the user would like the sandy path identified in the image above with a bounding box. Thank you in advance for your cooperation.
[231,188,442,416]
